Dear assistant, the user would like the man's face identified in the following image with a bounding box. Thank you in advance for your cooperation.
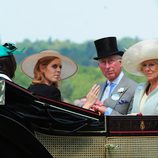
[98,55,122,81]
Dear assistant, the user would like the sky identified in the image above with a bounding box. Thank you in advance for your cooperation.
[1,0,158,43]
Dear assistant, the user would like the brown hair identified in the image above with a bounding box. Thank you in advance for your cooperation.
[32,56,60,87]
[0,55,17,79]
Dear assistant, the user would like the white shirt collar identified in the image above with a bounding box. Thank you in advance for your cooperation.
[107,71,124,85]
[0,74,12,81]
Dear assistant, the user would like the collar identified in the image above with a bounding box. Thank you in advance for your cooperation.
[0,74,12,81]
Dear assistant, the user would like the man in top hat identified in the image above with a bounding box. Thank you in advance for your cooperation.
[83,36,137,115]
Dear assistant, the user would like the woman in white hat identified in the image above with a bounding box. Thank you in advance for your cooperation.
[21,50,78,101]
[122,39,158,115]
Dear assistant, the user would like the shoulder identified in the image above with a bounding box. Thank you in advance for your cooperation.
[98,82,106,87]
[136,82,147,90]
[28,84,48,91]
[122,75,138,86]
[0,74,12,81]
[28,84,60,92]
[28,84,61,100]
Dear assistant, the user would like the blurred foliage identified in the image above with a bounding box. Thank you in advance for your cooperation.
[12,36,146,103]
[14,65,32,88]
[60,66,105,103]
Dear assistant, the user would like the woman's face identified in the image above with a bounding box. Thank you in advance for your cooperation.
[141,59,158,82]
[41,58,62,85]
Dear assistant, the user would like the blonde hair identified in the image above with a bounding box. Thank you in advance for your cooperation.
[139,59,158,72]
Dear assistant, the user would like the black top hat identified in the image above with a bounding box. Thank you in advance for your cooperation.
[93,37,124,60]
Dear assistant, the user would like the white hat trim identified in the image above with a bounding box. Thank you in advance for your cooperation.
[122,39,158,76]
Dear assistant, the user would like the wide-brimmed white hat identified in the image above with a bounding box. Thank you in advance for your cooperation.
[122,39,158,76]
[21,50,78,80]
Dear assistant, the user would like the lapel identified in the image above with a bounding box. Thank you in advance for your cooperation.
[99,75,128,102]
[98,82,107,100]
[103,75,132,108]
[110,75,129,97]
[133,83,148,111]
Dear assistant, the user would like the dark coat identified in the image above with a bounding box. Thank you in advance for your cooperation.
[28,84,61,101]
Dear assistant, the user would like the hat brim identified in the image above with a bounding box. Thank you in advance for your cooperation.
[21,50,78,80]
[93,51,124,60]
[122,39,158,76]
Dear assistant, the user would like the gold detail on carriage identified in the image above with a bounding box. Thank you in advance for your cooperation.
[140,120,145,130]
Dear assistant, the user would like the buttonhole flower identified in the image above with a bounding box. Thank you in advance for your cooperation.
[117,87,125,93]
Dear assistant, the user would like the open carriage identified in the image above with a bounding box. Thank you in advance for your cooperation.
[1,79,158,158]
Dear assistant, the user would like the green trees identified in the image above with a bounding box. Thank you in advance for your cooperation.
[60,66,105,103]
